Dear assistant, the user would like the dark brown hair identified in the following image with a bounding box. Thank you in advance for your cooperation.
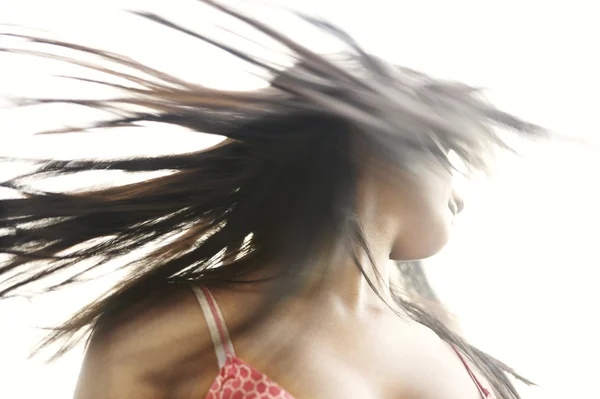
[0,1,544,397]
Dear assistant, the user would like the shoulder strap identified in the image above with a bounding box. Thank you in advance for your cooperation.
[449,344,492,399]
[191,286,236,369]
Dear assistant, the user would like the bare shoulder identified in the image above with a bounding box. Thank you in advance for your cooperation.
[73,284,221,399]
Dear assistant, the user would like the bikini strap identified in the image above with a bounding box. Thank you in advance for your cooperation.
[450,344,492,399]
[191,286,236,369]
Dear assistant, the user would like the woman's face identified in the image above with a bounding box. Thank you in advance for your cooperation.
[358,152,464,261]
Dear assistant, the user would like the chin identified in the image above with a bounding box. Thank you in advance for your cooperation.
[389,228,451,261]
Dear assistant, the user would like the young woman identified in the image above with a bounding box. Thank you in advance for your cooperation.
[0,1,545,398]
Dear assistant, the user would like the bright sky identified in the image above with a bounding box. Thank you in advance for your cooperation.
[1,1,599,398]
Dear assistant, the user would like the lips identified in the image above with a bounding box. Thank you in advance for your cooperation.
[448,196,465,215]
[448,200,458,215]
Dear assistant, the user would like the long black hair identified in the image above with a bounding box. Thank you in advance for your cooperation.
[0,1,544,397]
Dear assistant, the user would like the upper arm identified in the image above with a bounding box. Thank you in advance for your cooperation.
[73,287,218,399]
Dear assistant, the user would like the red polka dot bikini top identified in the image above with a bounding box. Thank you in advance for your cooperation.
[193,286,496,399]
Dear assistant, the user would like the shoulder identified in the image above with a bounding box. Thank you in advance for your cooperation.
[73,284,219,399]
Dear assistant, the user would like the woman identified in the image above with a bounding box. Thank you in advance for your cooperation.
[0,1,545,398]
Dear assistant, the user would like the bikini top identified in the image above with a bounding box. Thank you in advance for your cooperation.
[192,286,495,399]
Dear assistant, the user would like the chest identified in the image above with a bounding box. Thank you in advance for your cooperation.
[235,314,490,399]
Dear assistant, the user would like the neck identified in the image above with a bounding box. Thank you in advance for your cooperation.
[249,158,402,312]
[314,247,396,313]
[303,178,401,312]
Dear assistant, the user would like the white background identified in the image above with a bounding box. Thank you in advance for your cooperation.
[1,1,599,398]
